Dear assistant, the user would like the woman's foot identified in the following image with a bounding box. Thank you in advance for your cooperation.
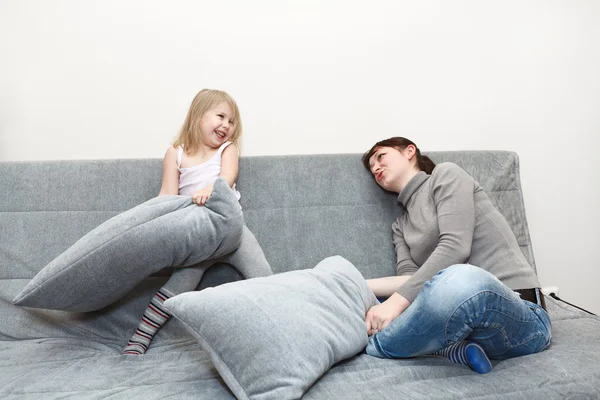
[433,340,492,374]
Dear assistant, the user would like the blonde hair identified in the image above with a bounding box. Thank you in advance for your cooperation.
[173,89,242,154]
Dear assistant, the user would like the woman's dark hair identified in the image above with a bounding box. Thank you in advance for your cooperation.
[362,137,436,174]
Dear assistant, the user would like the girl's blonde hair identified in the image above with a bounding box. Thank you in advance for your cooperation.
[173,89,242,154]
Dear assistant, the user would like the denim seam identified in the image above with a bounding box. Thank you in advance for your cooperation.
[447,291,551,358]
[523,300,553,343]
[444,289,532,344]
[491,331,548,359]
[372,335,390,358]
[508,331,547,349]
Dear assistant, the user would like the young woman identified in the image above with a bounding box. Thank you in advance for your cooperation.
[362,137,551,374]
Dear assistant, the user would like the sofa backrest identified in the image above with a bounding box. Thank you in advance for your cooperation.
[0,151,536,341]
[0,151,536,283]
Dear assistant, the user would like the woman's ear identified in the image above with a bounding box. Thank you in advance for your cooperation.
[405,144,417,160]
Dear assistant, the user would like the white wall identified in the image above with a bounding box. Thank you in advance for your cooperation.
[1,0,599,313]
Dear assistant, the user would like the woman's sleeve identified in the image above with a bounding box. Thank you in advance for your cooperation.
[396,163,476,302]
[392,218,419,276]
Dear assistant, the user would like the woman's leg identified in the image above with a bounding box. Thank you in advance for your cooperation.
[430,340,492,374]
[366,264,551,362]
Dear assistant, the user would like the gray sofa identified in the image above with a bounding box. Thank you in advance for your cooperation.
[1,151,599,399]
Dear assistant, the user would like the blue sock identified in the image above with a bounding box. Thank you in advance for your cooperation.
[432,340,492,374]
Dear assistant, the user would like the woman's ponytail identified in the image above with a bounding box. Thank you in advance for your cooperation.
[416,150,435,174]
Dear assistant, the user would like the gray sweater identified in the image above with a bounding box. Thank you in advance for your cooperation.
[394,162,540,302]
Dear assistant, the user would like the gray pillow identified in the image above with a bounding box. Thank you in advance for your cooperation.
[13,178,243,312]
[164,255,378,400]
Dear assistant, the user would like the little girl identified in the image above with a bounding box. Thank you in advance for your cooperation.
[161,88,242,203]
[122,89,244,355]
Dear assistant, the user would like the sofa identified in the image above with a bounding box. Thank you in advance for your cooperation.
[1,151,599,399]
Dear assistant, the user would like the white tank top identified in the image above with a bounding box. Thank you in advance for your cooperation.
[177,141,241,200]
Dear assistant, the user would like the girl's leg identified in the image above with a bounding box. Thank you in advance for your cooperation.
[223,226,272,279]
[121,263,209,355]
[121,225,272,355]
[366,264,551,366]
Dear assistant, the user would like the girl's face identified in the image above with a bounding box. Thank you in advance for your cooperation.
[368,145,416,192]
[200,102,236,148]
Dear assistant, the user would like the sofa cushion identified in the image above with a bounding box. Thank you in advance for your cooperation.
[12,178,243,312]
[164,255,378,400]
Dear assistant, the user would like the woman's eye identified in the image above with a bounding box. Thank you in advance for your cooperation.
[229,120,235,125]
[377,153,384,159]
[218,114,224,119]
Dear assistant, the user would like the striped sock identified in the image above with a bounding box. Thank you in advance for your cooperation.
[121,289,173,355]
[432,340,492,374]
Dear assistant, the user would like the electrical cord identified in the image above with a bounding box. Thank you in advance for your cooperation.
[549,293,597,316]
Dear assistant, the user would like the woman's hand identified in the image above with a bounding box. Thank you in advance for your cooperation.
[192,185,214,206]
[365,292,411,336]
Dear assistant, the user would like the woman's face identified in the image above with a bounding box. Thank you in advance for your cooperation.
[368,145,416,192]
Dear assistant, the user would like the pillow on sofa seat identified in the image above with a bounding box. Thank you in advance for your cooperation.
[164,255,378,400]
[13,178,243,312]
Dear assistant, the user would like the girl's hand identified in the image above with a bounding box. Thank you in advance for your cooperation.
[365,292,411,336]
[192,185,214,206]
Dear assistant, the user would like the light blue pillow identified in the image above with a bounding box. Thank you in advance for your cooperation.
[164,255,378,400]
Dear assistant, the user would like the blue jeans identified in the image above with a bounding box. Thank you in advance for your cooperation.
[366,264,552,360]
